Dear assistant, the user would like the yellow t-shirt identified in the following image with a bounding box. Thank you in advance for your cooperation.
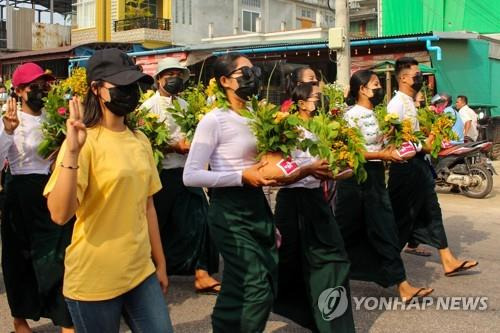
[44,126,162,301]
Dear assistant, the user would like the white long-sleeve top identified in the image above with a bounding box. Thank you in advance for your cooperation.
[140,91,188,170]
[283,128,320,189]
[183,108,258,188]
[0,111,51,175]
[344,104,383,153]
[387,91,420,132]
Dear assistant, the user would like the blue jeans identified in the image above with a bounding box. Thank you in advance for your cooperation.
[65,274,173,333]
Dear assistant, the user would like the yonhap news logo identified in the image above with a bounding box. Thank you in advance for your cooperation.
[318,287,489,321]
[318,286,349,321]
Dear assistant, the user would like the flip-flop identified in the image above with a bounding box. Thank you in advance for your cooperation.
[445,260,479,277]
[403,287,434,304]
[404,247,432,257]
[195,283,221,295]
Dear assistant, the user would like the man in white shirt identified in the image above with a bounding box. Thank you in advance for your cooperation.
[140,57,221,294]
[387,57,478,278]
[456,95,479,142]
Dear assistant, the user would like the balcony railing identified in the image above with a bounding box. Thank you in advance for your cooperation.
[114,17,170,32]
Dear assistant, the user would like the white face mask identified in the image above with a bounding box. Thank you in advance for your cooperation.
[0,92,8,102]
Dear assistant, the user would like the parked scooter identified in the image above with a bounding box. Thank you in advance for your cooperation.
[434,142,495,198]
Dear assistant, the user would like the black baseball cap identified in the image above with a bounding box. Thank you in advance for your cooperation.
[86,48,154,86]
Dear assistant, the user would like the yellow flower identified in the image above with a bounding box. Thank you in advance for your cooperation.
[273,111,290,124]
[61,67,88,97]
[384,113,399,122]
[196,113,204,122]
[205,78,217,97]
[146,113,160,120]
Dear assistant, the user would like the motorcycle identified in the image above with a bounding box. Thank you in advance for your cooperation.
[433,142,495,199]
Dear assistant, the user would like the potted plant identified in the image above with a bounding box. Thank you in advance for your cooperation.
[242,97,304,180]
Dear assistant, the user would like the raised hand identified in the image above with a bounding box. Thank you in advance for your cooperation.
[2,97,19,135]
[66,97,87,154]
[242,160,277,187]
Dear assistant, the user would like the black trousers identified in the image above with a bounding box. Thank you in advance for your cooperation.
[335,162,406,288]
[154,168,219,275]
[1,173,73,327]
[388,154,449,250]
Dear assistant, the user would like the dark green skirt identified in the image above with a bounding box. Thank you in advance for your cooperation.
[274,187,355,333]
[208,186,278,333]
[154,168,219,275]
[388,154,448,250]
[335,162,406,288]
[1,173,73,327]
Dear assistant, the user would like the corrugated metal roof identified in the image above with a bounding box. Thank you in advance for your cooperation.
[0,45,76,60]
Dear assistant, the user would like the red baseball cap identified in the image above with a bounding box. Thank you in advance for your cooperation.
[12,62,55,88]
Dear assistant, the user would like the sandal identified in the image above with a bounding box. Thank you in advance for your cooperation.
[403,287,434,304]
[445,261,479,277]
[404,246,432,257]
[195,283,221,295]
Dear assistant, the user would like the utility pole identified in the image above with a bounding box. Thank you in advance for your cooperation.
[334,0,351,86]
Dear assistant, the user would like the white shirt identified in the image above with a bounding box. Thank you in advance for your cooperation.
[387,91,420,132]
[0,111,51,175]
[140,91,188,170]
[344,104,383,153]
[183,108,257,188]
[458,105,479,141]
[284,128,320,189]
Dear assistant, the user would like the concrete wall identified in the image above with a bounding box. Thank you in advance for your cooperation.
[172,0,233,45]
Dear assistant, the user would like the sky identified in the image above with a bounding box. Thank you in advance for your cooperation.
[1,1,67,25]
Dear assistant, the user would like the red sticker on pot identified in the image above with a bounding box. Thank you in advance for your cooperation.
[277,157,299,176]
[398,142,416,158]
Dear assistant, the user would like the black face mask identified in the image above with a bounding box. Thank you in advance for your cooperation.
[229,66,261,101]
[411,73,424,92]
[104,84,140,116]
[235,75,261,101]
[26,87,47,112]
[163,77,184,95]
[369,88,385,107]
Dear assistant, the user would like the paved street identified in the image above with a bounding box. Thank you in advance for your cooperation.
[1,162,499,333]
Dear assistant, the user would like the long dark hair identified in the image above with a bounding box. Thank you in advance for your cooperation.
[213,53,247,92]
[345,70,376,106]
[290,82,314,106]
[83,80,134,130]
[285,66,314,98]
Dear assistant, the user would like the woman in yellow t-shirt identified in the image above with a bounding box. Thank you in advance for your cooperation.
[44,49,173,333]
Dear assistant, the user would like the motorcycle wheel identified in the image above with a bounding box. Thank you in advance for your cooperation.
[461,165,493,199]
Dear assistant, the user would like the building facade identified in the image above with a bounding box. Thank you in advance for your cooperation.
[70,0,379,47]
[71,0,173,48]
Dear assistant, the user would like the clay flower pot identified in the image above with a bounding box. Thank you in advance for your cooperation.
[259,151,300,180]
[397,142,417,160]
[334,168,354,181]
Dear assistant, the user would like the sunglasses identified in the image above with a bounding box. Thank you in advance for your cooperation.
[228,66,262,79]
[28,82,51,92]
[299,80,319,86]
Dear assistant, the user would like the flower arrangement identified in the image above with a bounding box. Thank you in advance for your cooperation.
[240,97,304,179]
[205,77,230,109]
[374,104,426,159]
[242,96,303,160]
[128,100,171,168]
[304,112,367,181]
[417,107,458,158]
[321,82,347,117]
[37,68,88,159]
[167,83,213,141]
